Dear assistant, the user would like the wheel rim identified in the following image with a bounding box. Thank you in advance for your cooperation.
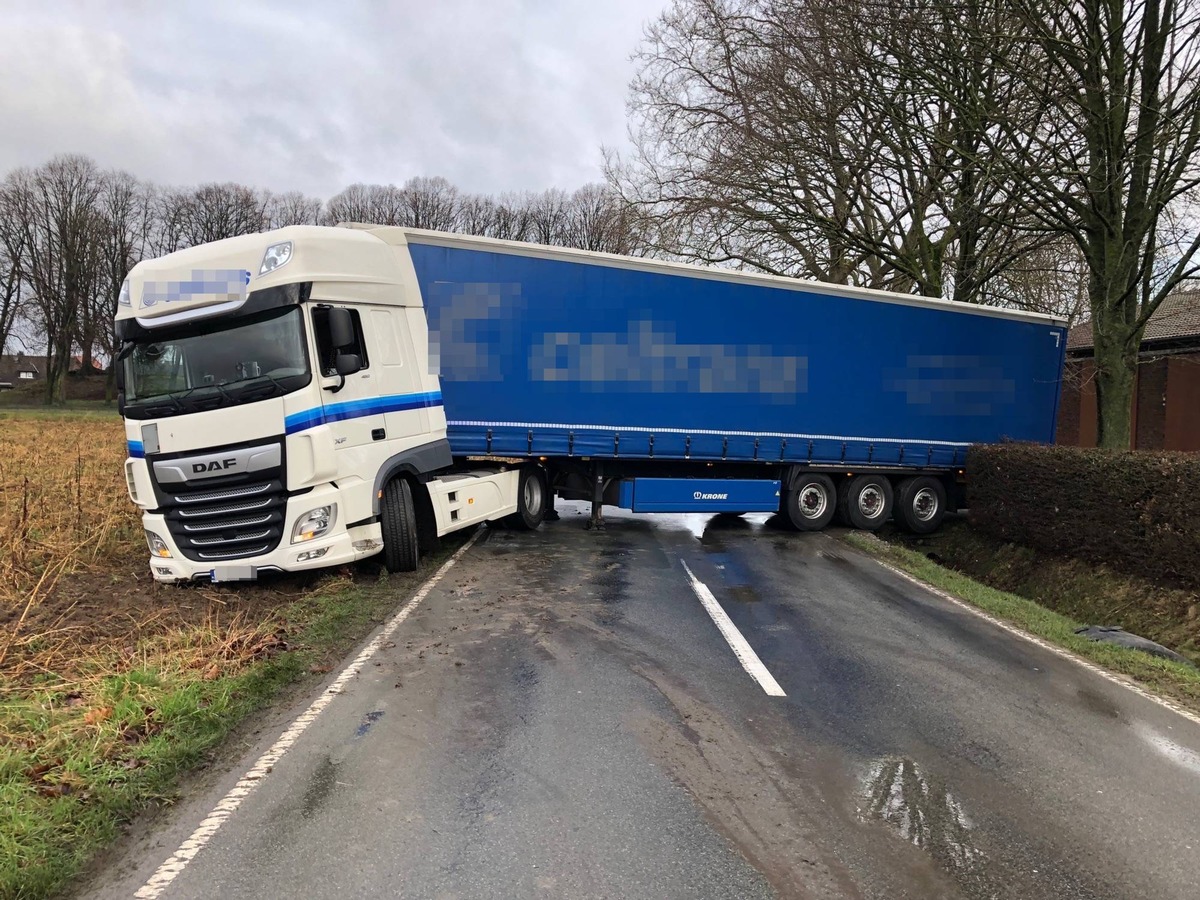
[857,484,884,519]
[797,484,828,519]
[524,474,543,513]
[912,487,938,522]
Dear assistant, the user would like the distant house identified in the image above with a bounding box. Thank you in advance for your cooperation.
[69,354,106,375]
[0,352,48,386]
[0,352,104,388]
[1057,290,1200,451]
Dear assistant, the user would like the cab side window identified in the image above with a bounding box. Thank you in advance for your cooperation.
[312,307,370,377]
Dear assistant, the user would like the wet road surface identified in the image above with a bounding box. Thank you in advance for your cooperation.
[91,507,1200,899]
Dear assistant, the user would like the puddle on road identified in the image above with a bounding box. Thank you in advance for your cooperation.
[354,709,385,738]
[858,757,982,873]
[301,756,340,819]
[1134,722,1200,777]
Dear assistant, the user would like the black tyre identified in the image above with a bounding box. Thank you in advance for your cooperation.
[380,477,420,572]
[782,473,837,531]
[412,482,441,555]
[893,476,947,534]
[837,474,894,531]
[505,465,547,530]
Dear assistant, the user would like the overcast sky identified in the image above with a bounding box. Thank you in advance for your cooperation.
[0,0,660,198]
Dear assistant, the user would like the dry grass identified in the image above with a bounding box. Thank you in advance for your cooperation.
[0,412,140,670]
[0,411,458,897]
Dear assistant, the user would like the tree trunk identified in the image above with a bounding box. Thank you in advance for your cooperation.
[1092,333,1136,450]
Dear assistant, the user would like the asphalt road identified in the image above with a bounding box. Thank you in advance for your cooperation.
[90,506,1200,899]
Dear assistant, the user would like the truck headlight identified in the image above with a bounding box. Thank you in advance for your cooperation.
[259,241,293,276]
[292,505,336,543]
[145,530,172,558]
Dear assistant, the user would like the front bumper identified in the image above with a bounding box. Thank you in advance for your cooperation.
[141,487,383,583]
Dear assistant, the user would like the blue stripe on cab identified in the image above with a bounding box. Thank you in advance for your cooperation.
[128,440,145,458]
[284,391,443,435]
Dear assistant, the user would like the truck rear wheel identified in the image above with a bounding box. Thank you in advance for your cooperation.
[837,474,893,531]
[381,477,420,572]
[783,473,836,531]
[505,465,547,530]
[893,476,946,534]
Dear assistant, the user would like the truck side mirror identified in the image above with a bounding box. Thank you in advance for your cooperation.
[117,391,126,416]
[335,352,363,376]
[329,307,355,349]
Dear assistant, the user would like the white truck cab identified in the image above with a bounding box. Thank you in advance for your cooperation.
[116,225,544,583]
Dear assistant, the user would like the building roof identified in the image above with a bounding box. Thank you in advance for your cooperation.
[1067,290,1200,352]
[0,353,46,376]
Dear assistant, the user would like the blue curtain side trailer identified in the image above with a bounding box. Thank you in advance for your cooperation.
[403,230,1068,533]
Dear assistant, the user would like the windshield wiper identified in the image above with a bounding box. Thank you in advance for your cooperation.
[247,370,292,396]
[148,380,237,414]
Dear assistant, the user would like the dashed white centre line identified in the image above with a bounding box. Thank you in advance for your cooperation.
[133,530,483,899]
[681,559,786,697]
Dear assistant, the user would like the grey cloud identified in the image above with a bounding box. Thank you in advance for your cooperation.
[0,0,657,195]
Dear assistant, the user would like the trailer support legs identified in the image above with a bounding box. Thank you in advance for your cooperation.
[586,463,605,531]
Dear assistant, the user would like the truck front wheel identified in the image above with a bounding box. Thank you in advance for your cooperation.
[505,465,548,530]
[893,476,947,534]
[838,474,893,531]
[783,473,836,531]
[381,477,420,572]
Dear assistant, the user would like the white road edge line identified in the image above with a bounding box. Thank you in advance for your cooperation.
[133,530,484,900]
[866,550,1200,729]
[681,559,786,697]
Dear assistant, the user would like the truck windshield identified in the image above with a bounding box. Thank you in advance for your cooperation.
[123,306,310,418]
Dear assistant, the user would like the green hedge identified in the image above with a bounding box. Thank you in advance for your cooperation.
[967,443,1200,591]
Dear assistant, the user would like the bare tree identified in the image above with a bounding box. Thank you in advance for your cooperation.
[488,193,534,241]
[144,185,191,257]
[323,183,377,224]
[178,182,266,245]
[262,190,323,228]
[984,237,1091,324]
[524,189,569,245]
[977,0,1200,448]
[93,170,153,398]
[0,156,105,402]
[610,0,1046,298]
[0,216,27,358]
[559,184,649,254]
[399,176,461,231]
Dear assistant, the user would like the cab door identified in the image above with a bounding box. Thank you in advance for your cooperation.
[311,303,385,460]
[370,308,431,443]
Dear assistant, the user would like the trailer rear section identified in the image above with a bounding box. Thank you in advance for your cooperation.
[402,232,1067,534]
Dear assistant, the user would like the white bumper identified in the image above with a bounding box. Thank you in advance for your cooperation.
[140,486,383,583]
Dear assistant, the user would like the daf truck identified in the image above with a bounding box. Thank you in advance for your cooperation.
[115,225,1066,583]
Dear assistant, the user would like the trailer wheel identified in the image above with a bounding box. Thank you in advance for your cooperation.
[380,477,420,572]
[505,465,547,531]
[837,474,893,531]
[783,474,836,531]
[893,476,946,534]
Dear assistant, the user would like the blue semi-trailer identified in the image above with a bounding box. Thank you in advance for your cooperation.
[115,224,1066,581]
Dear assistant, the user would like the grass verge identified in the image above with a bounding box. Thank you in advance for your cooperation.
[843,530,1200,715]
[1,544,465,900]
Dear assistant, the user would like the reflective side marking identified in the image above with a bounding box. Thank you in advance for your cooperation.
[285,391,443,435]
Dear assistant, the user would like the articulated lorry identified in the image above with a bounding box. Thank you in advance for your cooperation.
[115,225,1066,583]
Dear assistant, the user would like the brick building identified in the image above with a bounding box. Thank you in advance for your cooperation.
[1057,291,1200,451]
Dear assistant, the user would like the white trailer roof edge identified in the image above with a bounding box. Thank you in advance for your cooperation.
[363,225,1066,328]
